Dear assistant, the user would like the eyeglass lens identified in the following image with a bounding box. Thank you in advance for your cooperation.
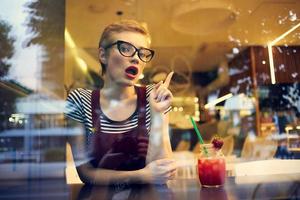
[117,41,153,62]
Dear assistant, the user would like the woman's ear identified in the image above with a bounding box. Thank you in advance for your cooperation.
[98,47,107,64]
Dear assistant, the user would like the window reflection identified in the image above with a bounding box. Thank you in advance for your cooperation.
[0,0,299,183]
[0,0,68,180]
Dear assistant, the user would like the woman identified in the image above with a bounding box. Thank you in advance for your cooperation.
[65,20,177,185]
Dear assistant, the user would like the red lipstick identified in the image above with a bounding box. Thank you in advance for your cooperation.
[125,66,139,79]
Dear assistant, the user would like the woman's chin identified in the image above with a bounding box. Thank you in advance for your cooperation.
[119,79,137,87]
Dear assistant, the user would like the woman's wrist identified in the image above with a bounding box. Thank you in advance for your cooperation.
[133,168,148,183]
[151,110,164,122]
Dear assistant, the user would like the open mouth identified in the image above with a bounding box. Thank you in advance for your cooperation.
[125,66,139,79]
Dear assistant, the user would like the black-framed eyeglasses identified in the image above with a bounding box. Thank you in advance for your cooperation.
[104,40,155,63]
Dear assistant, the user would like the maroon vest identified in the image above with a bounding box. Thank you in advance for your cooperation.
[90,86,149,171]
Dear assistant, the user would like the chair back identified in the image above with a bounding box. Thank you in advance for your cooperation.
[65,142,82,184]
[241,136,277,159]
[222,135,234,156]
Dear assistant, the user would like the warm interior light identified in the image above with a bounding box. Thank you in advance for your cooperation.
[267,22,300,84]
[285,126,293,132]
[75,57,88,73]
[65,28,93,82]
[267,44,276,84]
[65,29,76,48]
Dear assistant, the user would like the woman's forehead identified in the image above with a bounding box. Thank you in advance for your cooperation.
[110,31,150,47]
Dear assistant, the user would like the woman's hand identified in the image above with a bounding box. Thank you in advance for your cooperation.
[139,159,177,184]
[149,72,174,113]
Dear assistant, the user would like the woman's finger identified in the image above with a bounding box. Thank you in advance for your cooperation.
[156,87,167,101]
[161,90,173,101]
[156,86,171,101]
[152,81,163,100]
[163,71,174,88]
[154,81,163,90]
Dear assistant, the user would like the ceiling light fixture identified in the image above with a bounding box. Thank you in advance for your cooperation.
[171,0,236,35]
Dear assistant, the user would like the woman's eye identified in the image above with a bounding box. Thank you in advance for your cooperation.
[120,46,131,52]
[139,52,145,58]
[140,50,151,58]
[121,45,132,52]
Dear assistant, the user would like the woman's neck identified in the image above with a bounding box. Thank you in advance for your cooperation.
[102,78,136,100]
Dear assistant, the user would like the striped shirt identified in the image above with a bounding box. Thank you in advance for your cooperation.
[65,85,157,135]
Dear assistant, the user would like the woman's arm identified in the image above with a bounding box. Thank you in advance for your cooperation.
[147,72,175,163]
[67,120,176,185]
[76,158,176,185]
[76,162,140,185]
[146,111,173,163]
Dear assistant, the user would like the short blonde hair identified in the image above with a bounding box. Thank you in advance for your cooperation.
[98,20,151,74]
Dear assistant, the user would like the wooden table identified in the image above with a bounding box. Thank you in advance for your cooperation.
[69,174,300,200]
[0,174,299,199]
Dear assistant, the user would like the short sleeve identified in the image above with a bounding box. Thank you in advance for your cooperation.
[65,89,85,123]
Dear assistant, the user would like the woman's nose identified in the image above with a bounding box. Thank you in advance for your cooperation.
[130,51,140,64]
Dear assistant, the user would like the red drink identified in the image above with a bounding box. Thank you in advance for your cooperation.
[197,144,226,187]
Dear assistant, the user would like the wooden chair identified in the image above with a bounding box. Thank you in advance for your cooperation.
[222,135,234,156]
[175,140,191,151]
[241,136,278,160]
[65,142,83,184]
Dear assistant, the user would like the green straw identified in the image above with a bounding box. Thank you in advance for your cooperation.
[189,116,208,156]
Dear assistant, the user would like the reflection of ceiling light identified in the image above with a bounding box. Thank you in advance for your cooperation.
[232,47,239,54]
[205,93,233,109]
[289,10,297,22]
[171,0,236,35]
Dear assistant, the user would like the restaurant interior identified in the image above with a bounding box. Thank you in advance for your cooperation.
[0,0,300,199]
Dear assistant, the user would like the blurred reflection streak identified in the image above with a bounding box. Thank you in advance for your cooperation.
[75,183,174,200]
[199,187,228,200]
[251,182,300,200]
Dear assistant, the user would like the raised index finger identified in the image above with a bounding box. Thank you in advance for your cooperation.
[163,71,174,88]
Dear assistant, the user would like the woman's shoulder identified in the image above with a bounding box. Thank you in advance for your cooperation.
[66,88,93,109]
[65,88,94,123]
[70,88,93,95]
[68,88,92,99]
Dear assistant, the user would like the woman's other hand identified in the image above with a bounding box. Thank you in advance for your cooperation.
[149,71,174,113]
[139,158,177,184]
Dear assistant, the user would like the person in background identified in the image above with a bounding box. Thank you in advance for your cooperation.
[277,110,289,134]
[192,45,230,123]
[65,20,177,185]
[194,59,229,101]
